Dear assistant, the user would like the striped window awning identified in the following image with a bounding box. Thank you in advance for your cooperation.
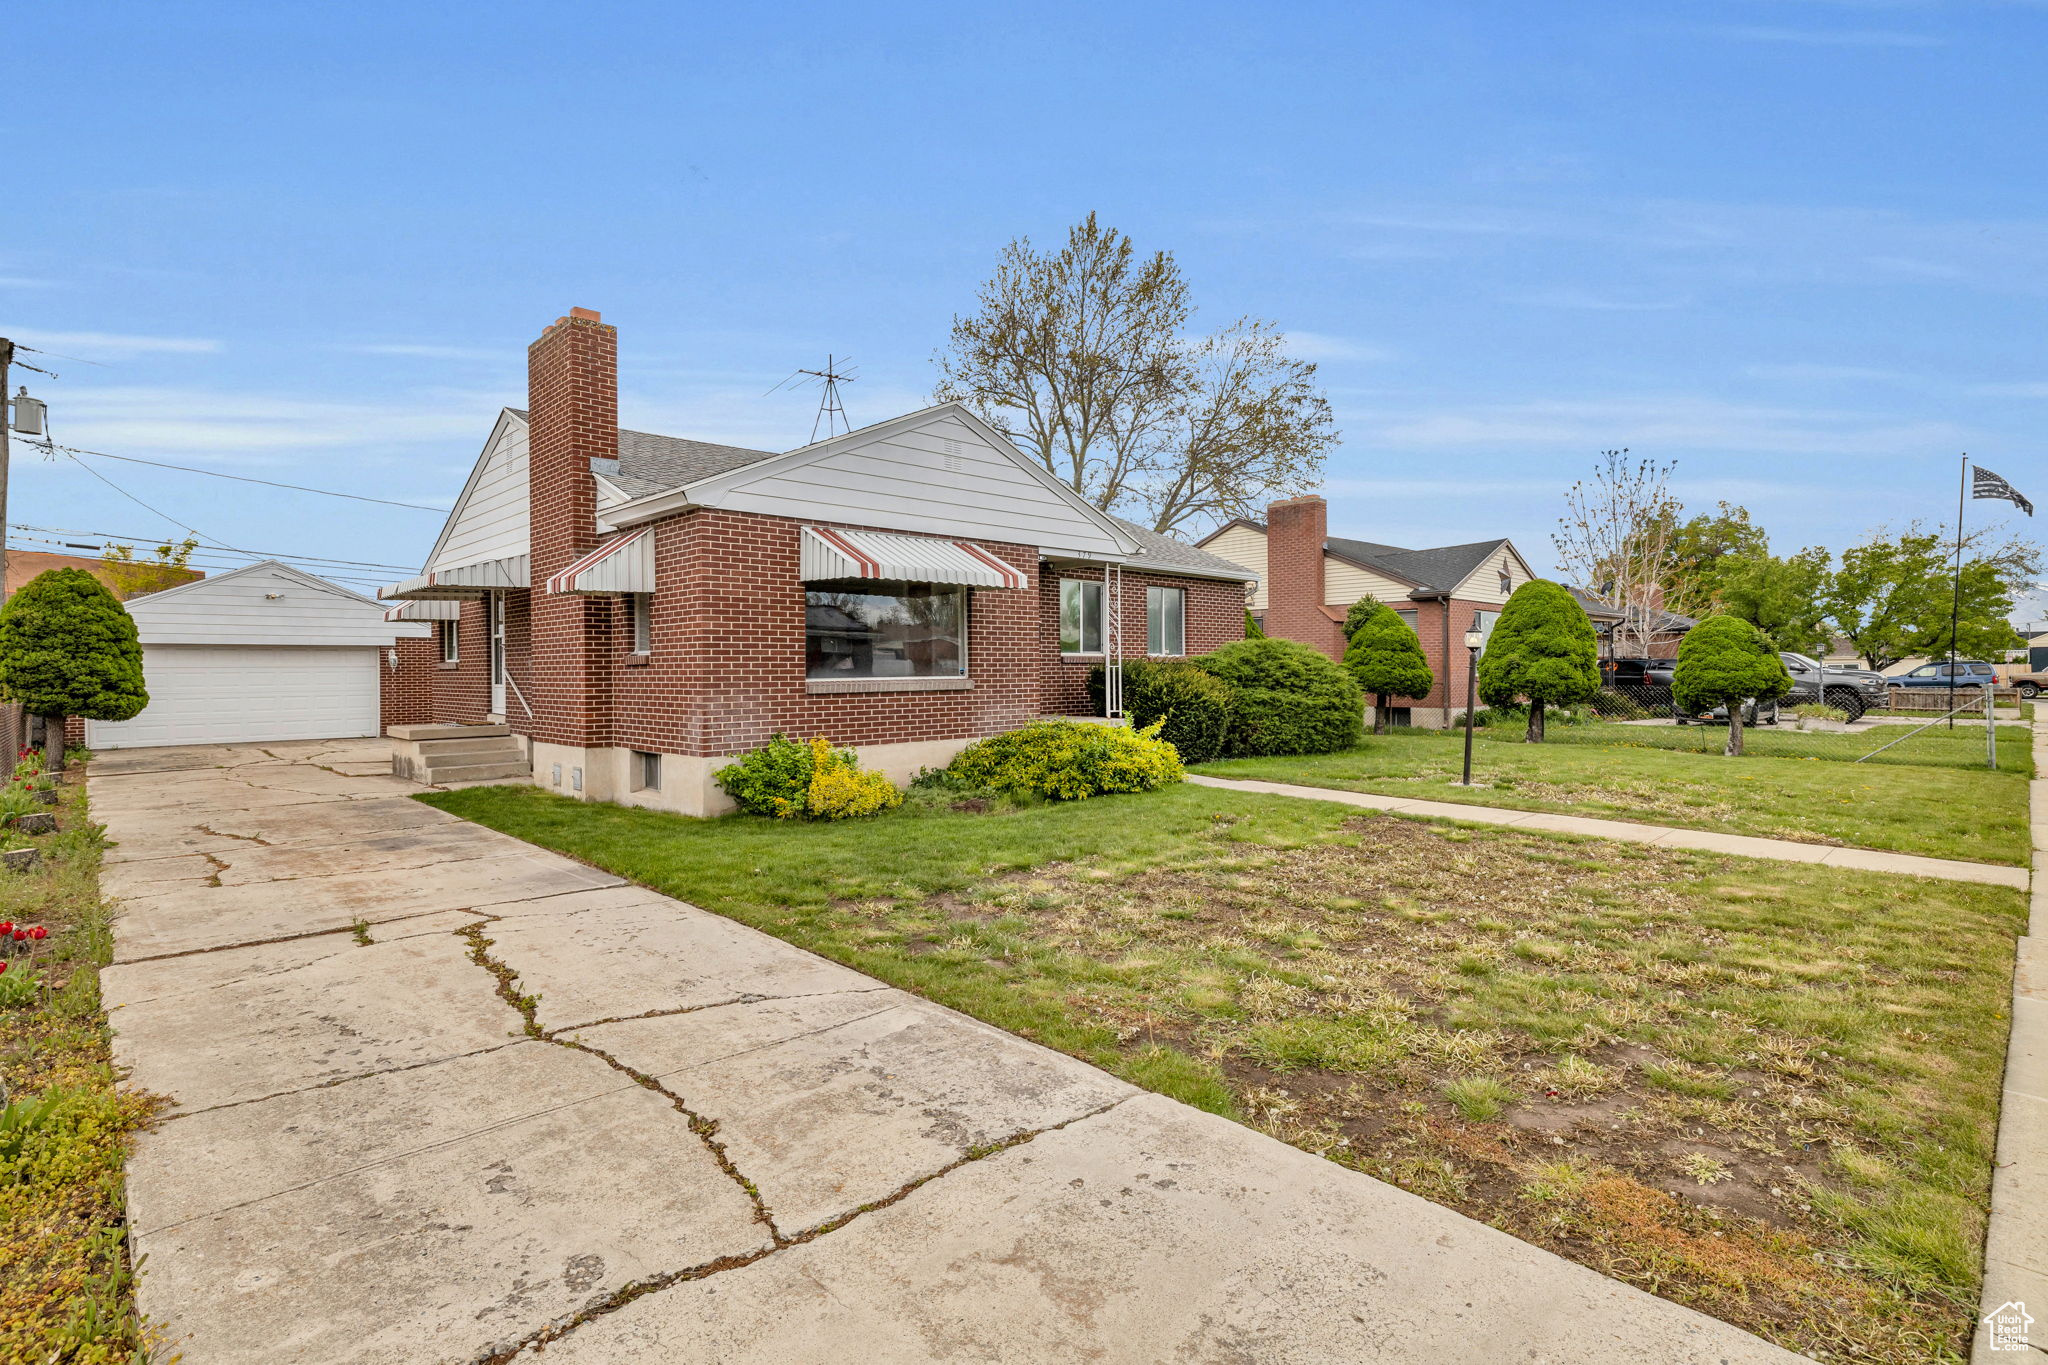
[545,528,655,595]
[379,553,530,600]
[383,600,462,621]
[800,527,1026,590]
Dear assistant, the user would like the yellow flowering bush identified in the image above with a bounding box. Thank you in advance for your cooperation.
[944,719,1184,801]
[803,736,902,820]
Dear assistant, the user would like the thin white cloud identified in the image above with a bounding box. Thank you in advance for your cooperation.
[1744,362,1912,382]
[1694,24,1945,46]
[43,386,492,459]
[336,342,507,362]
[5,329,221,357]
[0,278,58,289]
[1975,381,2048,398]
[1286,332,1396,363]
[1511,286,1691,311]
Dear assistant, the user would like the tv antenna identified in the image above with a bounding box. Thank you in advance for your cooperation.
[765,354,858,443]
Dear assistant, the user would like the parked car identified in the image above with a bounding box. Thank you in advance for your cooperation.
[1893,659,2000,692]
[1778,653,1888,722]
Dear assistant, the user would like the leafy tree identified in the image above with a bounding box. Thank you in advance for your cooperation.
[1551,449,1679,658]
[934,213,1336,535]
[99,535,201,600]
[1660,502,1769,617]
[0,569,148,768]
[1476,580,1600,742]
[1714,549,1830,654]
[1243,609,1265,639]
[1671,615,1792,757]
[1196,638,1362,756]
[1342,598,1433,735]
[1823,525,2036,669]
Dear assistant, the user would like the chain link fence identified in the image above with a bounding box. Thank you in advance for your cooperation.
[1466,682,2026,771]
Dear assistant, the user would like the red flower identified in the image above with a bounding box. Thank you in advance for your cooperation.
[26,926,46,940]
[10,930,23,941]
[0,922,11,936]
[0,961,8,975]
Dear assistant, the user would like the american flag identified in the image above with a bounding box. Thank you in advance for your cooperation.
[1972,465,2033,517]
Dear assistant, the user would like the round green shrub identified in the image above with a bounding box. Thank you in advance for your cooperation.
[945,719,1184,800]
[1341,598,1434,734]
[1086,659,1237,765]
[713,734,816,817]
[1195,638,1363,756]
[0,568,148,731]
[1672,615,1793,718]
[1476,580,1600,742]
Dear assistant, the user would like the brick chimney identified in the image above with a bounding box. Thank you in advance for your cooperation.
[524,308,617,750]
[1264,495,1336,657]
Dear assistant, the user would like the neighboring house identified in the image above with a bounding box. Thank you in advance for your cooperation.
[379,308,1255,815]
[5,548,203,601]
[1564,588,1693,659]
[1199,496,1540,727]
[86,560,428,750]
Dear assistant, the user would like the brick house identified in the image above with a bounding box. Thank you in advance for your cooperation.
[1198,495,1554,727]
[379,309,1255,814]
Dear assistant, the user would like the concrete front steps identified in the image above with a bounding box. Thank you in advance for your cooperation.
[387,724,529,786]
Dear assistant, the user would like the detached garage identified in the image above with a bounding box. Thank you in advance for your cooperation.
[87,561,429,750]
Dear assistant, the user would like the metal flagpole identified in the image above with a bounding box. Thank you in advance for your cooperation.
[1949,455,1966,728]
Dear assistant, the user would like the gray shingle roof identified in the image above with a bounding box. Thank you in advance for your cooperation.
[1325,535,1511,594]
[1106,515,1258,580]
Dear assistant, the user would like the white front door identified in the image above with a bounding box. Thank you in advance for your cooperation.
[87,645,381,749]
[488,592,506,716]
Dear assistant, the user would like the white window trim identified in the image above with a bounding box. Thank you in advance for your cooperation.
[1146,585,1185,657]
[439,619,459,664]
[1061,579,1105,656]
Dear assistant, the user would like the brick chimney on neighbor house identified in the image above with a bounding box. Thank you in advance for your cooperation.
[525,307,619,748]
[1264,494,1337,658]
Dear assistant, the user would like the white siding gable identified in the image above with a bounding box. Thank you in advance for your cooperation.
[1204,525,1271,608]
[1323,556,1414,608]
[127,562,424,646]
[688,408,1131,556]
[426,413,530,574]
[1450,542,1537,606]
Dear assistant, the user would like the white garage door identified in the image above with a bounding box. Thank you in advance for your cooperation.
[88,645,382,749]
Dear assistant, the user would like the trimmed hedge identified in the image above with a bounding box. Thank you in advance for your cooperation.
[1086,658,1238,765]
[945,719,1184,800]
[713,734,901,819]
[1195,638,1363,757]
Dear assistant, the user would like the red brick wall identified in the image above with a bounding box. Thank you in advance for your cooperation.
[524,310,615,748]
[1264,495,1331,655]
[593,509,1044,757]
[382,636,438,729]
[1042,565,1249,716]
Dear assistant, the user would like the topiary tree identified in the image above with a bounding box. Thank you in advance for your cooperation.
[1476,580,1600,742]
[1343,599,1433,735]
[1671,614,1793,756]
[0,569,149,769]
[1196,637,1363,756]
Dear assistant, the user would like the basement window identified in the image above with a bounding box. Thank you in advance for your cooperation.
[630,594,652,654]
[631,750,661,792]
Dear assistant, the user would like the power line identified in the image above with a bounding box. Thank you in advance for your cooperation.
[9,524,415,573]
[31,439,446,512]
[59,451,250,556]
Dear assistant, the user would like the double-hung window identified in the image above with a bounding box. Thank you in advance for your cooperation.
[1394,609,1420,633]
[1059,580,1104,654]
[438,619,459,664]
[1146,586,1184,656]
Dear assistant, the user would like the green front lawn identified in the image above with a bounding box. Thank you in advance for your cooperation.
[1195,729,2029,866]
[421,782,2024,1364]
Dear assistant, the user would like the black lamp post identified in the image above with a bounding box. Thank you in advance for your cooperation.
[1460,614,1487,786]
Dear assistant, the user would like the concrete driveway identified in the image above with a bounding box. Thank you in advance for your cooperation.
[97,740,1804,1364]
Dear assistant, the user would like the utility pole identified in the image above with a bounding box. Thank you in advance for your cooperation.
[0,336,12,606]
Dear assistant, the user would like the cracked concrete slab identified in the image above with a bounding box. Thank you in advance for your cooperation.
[520,1092,1802,1365]
[105,794,471,863]
[483,897,879,1032]
[572,990,1137,1232]
[100,910,486,1007]
[133,1045,770,1365]
[107,930,524,1113]
[110,853,624,961]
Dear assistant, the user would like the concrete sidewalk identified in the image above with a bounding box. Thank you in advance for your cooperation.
[1188,772,2030,887]
[98,740,1803,1364]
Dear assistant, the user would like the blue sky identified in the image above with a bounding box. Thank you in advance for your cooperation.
[6,0,2046,596]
